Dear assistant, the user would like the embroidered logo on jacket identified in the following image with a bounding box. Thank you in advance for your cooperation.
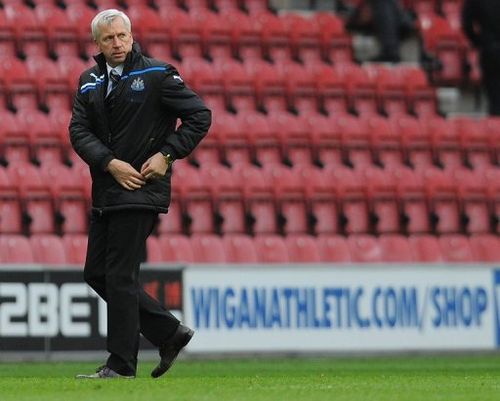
[131,77,145,91]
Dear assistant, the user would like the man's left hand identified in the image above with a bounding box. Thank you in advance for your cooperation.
[141,152,169,180]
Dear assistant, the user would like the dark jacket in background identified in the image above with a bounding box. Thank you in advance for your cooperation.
[69,43,211,213]
[462,0,500,115]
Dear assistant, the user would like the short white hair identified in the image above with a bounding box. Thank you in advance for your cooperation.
[91,9,132,41]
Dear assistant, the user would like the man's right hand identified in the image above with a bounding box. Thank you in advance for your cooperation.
[106,159,146,191]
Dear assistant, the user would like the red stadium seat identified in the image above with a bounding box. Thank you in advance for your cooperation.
[392,167,430,234]
[158,9,203,59]
[269,112,315,168]
[6,162,55,234]
[35,4,79,58]
[370,116,405,169]
[197,10,233,61]
[244,112,283,167]
[408,234,444,262]
[347,234,383,263]
[211,113,251,167]
[337,114,372,169]
[233,164,277,234]
[469,234,500,262]
[400,66,438,117]
[65,4,96,59]
[316,235,352,262]
[2,56,38,110]
[365,65,408,116]
[392,115,433,170]
[425,117,463,170]
[282,14,322,65]
[438,234,474,262]
[222,10,261,62]
[265,166,308,235]
[481,117,500,168]
[312,66,349,116]
[312,12,353,64]
[39,163,89,234]
[453,117,493,170]
[190,234,227,263]
[364,167,400,234]
[0,234,35,263]
[222,234,259,263]
[285,234,321,263]
[326,167,369,235]
[254,234,289,263]
[277,63,319,115]
[0,110,31,164]
[158,234,195,263]
[0,168,22,234]
[307,113,343,168]
[453,169,491,234]
[336,64,378,116]
[199,165,246,234]
[300,167,339,235]
[62,233,88,265]
[379,234,414,262]
[255,12,291,64]
[422,168,460,234]
[30,234,67,264]
[418,15,467,86]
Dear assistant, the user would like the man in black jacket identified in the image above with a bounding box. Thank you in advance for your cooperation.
[70,9,211,379]
[462,0,500,116]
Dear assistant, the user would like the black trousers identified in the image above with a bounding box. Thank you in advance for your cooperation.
[481,52,500,116]
[370,0,401,60]
[83,209,180,376]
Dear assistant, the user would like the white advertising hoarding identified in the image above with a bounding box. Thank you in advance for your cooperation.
[183,265,500,353]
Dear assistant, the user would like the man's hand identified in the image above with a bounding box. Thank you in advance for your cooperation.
[106,159,146,191]
[140,152,169,180]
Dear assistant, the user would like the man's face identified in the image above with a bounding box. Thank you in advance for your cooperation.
[95,17,133,67]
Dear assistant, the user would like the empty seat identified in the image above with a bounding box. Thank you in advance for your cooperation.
[0,234,35,263]
[285,234,321,263]
[254,234,289,263]
[408,234,444,262]
[347,234,383,263]
[62,233,88,265]
[0,168,22,234]
[158,234,195,263]
[316,235,352,262]
[439,234,475,262]
[190,234,227,263]
[469,234,500,262]
[30,234,67,264]
[222,234,258,263]
[6,162,55,235]
[379,234,414,262]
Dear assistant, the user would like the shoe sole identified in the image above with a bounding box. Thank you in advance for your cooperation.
[151,329,194,379]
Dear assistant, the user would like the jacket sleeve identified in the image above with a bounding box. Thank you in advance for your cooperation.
[159,67,212,160]
[462,0,480,48]
[69,77,115,171]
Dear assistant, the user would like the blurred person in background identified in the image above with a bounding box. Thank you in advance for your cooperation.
[69,9,211,379]
[462,0,500,116]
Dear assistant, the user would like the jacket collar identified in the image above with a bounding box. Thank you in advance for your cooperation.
[93,42,142,75]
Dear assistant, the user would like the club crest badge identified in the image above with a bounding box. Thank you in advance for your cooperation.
[131,77,145,91]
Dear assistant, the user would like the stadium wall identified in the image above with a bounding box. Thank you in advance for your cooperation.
[0,263,499,357]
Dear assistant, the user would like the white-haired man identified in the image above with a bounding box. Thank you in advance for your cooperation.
[70,9,211,379]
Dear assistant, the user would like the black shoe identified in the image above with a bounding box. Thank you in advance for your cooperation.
[76,365,135,379]
[151,324,194,378]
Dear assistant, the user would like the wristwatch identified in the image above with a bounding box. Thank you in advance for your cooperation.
[162,152,174,168]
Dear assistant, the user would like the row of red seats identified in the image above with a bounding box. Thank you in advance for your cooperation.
[0,3,351,66]
[2,53,434,116]
[198,112,499,170]
[1,232,498,264]
[0,109,500,169]
[0,161,90,235]
[158,162,499,236]
[9,108,497,173]
[0,159,498,237]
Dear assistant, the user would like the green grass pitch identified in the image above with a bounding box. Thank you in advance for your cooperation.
[0,355,499,401]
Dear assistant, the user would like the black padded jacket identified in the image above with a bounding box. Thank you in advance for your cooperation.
[69,43,211,214]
